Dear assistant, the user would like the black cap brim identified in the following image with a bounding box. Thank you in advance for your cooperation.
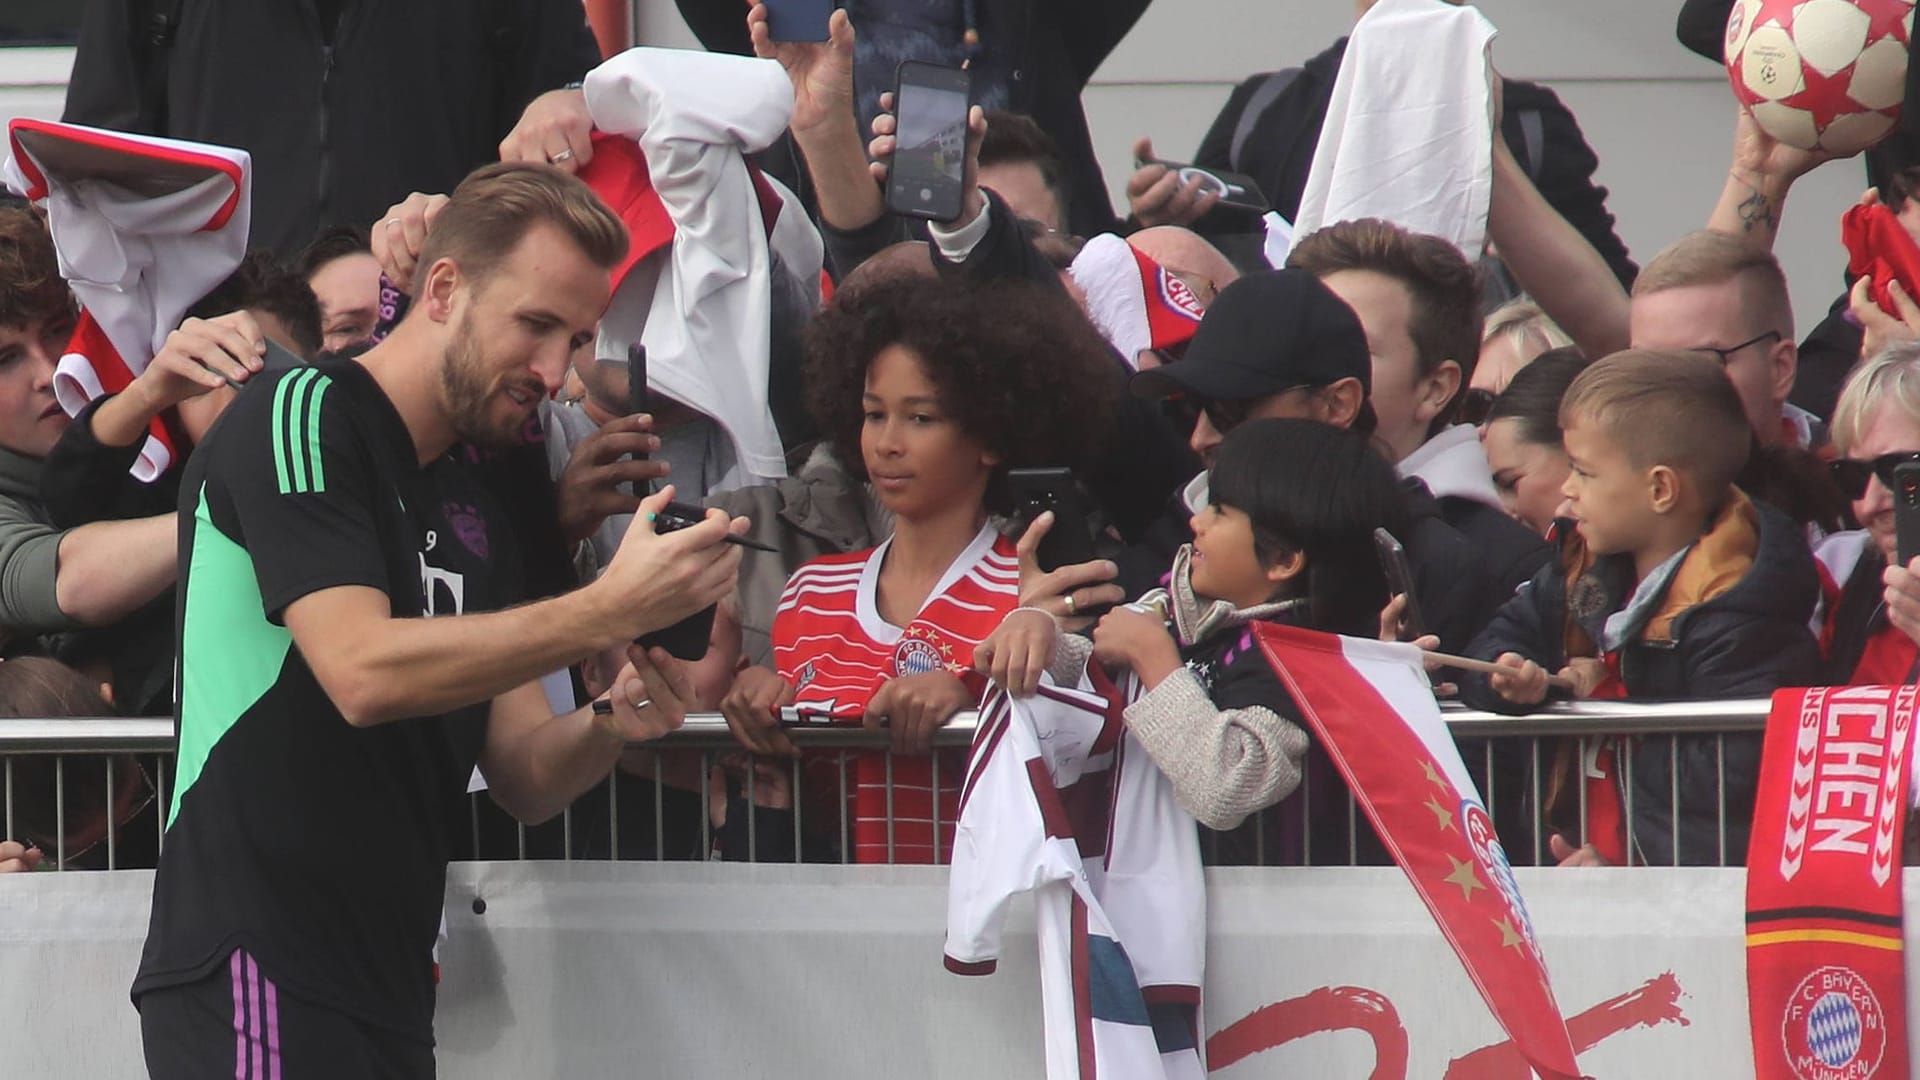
[1130,355,1274,402]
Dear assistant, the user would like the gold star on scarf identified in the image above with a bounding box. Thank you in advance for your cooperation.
[1420,758,1449,791]
[1423,794,1456,832]
[1443,854,1485,901]
[1492,915,1524,951]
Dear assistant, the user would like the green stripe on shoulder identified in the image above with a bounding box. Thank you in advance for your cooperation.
[169,484,293,827]
[270,374,297,494]
[304,372,332,493]
[271,370,333,496]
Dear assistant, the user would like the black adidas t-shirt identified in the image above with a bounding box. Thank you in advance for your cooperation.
[134,358,521,1042]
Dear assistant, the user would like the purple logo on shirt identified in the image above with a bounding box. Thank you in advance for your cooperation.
[443,502,490,562]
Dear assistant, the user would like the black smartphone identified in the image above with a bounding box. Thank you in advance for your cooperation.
[625,343,651,498]
[1133,154,1270,216]
[886,61,972,222]
[1373,527,1426,641]
[634,500,719,662]
[1896,462,1920,568]
[1007,467,1097,573]
[766,0,833,41]
[258,338,305,375]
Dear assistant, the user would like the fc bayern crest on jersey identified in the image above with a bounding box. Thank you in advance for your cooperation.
[1782,966,1887,1080]
[893,625,958,677]
[1157,268,1205,322]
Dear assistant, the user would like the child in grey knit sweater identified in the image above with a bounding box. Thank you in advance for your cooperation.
[975,419,1407,829]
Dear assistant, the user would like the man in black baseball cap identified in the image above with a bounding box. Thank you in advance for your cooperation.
[1114,267,1497,659]
[1133,267,1374,468]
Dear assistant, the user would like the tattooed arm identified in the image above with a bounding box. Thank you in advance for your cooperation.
[1707,107,1841,252]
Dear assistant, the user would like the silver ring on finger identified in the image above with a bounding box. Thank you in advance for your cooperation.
[548,148,575,164]
[629,695,652,711]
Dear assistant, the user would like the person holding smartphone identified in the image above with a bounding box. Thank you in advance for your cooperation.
[975,419,1405,837]
[1820,344,1920,687]
[133,164,750,1079]
[716,274,1115,863]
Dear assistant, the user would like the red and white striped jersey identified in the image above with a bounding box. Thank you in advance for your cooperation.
[772,524,1019,863]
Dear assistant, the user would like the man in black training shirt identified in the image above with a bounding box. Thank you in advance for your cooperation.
[134,162,748,1079]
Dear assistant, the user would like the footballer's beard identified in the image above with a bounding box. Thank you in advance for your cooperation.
[440,313,539,450]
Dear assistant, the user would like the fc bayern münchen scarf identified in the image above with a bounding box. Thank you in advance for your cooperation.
[1746,685,1916,1080]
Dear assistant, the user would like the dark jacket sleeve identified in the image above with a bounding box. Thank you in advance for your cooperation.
[932,190,1060,288]
[673,0,753,56]
[495,0,603,137]
[1051,0,1155,88]
[39,397,153,529]
[1459,569,1568,715]
[1629,611,1821,866]
[1193,76,1266,173]
[62,0,158,133]
[820,214,914,284]
[1500,80,1637,288]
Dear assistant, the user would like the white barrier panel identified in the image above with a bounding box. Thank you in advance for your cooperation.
[4,863,1911,1077]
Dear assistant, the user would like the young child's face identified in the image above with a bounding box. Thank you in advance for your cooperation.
[1559,413,1661,558]
[1188,502,1283,609]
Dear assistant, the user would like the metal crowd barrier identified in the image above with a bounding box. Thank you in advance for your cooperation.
[0,699,1775,871]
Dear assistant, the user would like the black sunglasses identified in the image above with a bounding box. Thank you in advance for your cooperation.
[1164,395,1248,433]
[1830,451,1920,499]
[1457,387,1497,426]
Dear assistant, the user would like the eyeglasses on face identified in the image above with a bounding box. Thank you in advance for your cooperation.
[1691,330,1782,368]
[1830,451,1920,500]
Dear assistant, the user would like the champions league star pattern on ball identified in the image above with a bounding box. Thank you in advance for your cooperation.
[1724,0,1916,154]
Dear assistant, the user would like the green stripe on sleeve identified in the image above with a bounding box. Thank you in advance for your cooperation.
[270,374,296,495]
[285,369,317,494]
[303,374,330,493]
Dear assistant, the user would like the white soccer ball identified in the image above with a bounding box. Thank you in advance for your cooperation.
[1724,0,1915,154]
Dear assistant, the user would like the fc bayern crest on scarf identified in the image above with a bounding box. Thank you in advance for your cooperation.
[1748,686,1916,1080]
[1780,966,1886,1080]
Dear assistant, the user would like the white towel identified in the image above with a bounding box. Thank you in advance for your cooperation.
[585,48,824,486]
[1293,0,1497,258]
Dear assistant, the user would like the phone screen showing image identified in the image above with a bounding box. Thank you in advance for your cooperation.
[887,62,971,221]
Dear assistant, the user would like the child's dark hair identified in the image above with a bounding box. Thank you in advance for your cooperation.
[1484,346,1589,449]
[1207,419,1408,635]
[0,657,117,848]
[803,275,1118,512]
[188,250,324,358]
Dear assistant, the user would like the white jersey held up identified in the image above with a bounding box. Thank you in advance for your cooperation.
[946,676,1206,1080]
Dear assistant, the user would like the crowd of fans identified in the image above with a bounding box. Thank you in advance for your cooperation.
[6,0,1920,880]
